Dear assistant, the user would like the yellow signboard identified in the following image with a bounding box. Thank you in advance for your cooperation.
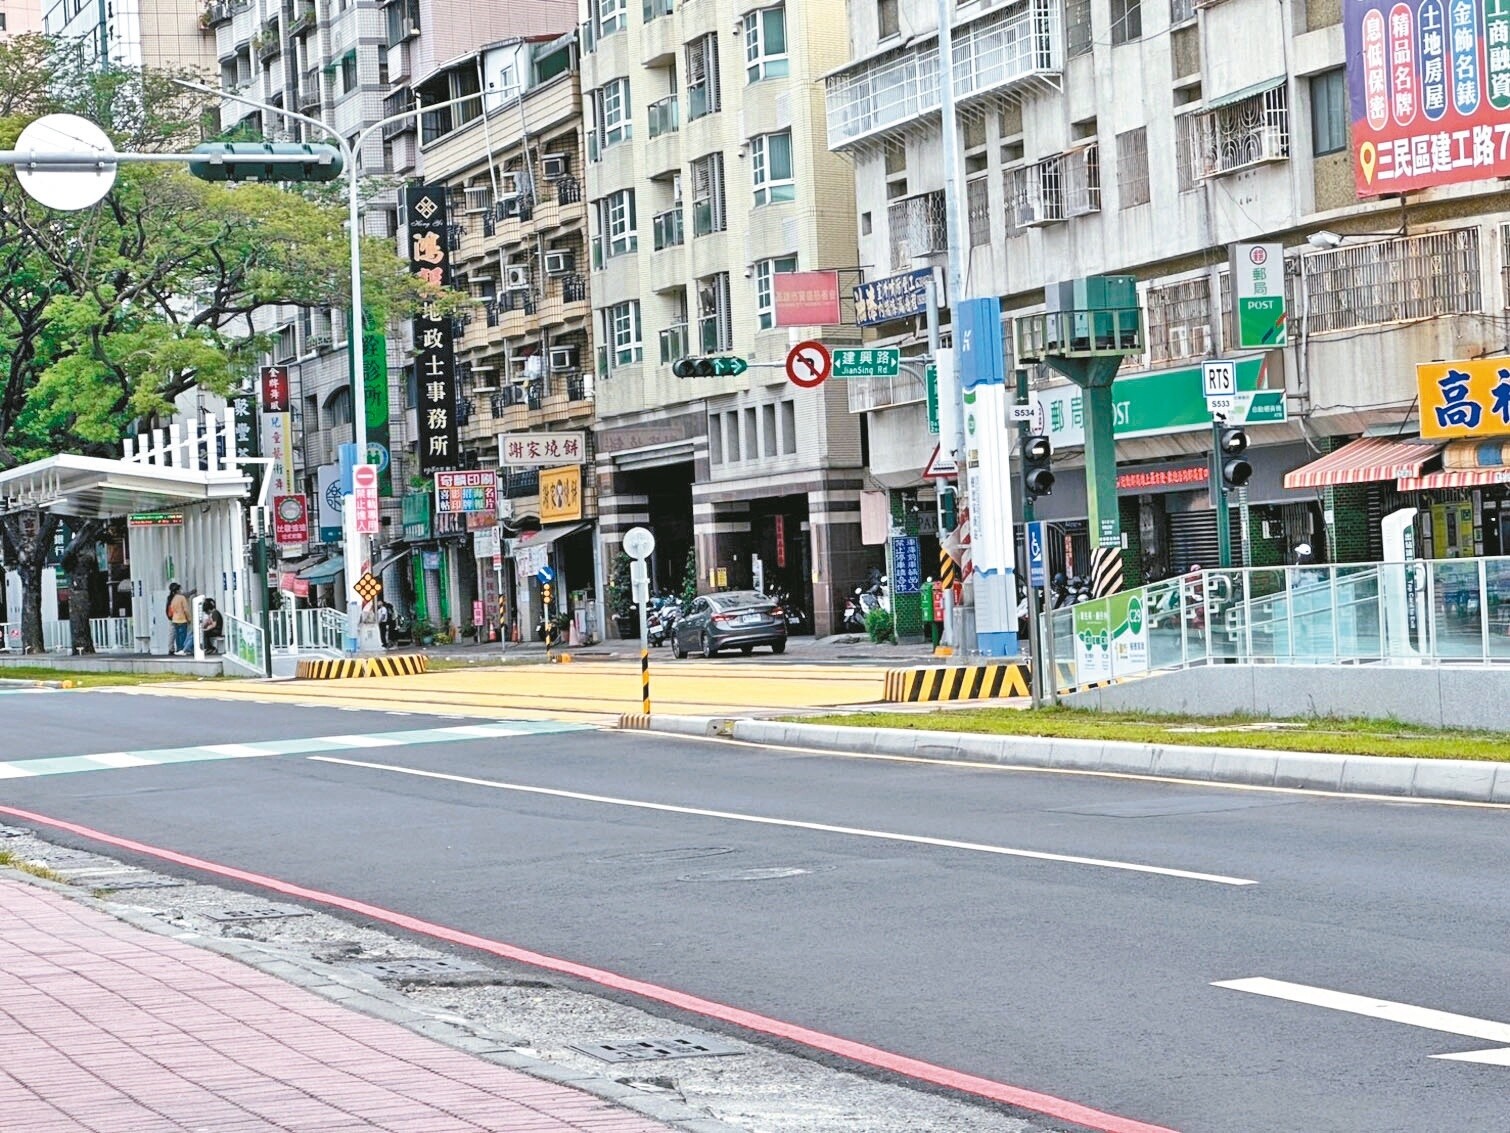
[538,465,582,523]
[1417,356,1510,439]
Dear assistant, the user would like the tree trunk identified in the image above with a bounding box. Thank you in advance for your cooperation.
[0,510,63,655]
[62,521,107,655]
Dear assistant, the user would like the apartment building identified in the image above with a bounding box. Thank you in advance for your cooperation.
[404,33,598,644]
[582,0,865,634]
[44,0,212,68]
[828,0,1510,579]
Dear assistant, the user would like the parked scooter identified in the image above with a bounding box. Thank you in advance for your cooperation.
[841,591,867,633]
[647,596,681,646]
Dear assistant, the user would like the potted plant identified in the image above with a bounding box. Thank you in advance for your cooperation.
[607,551,637,638]
[413,619,436,646]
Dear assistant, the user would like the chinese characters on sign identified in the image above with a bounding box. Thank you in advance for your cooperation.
[272,495,309,546]
[890,535,922,594]
[261,410,295,497]
[260,366,289,413]
[406,185,459,475]
[830,348,901,378]
[1117,465,1210,491]
[538,465,583,523]
[353,463,380,535]
[1347,0,1510,194]
[774,271,841,326]
[498,431,586,467]
[434,469,499,514]
[1229,243,1288,348]
[1417,354,1510,438]
[852,268,945,327]
[231,391,260,459]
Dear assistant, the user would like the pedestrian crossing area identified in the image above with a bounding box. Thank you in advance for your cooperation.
[0,720,589,780]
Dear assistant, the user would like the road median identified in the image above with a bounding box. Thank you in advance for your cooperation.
[616,714,1510,805]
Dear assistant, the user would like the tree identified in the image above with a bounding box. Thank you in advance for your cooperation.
[60,520,107,654]
[680,547,699,606]
[0,37,439,653]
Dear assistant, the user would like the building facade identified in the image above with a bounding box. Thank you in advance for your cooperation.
[1,0,41,37]
[404,34,599,644]
[581,0,865,634]
[44,0,213,68]
[827,0,1510,583]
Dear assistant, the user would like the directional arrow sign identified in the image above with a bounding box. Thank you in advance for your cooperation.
[1215,977,1510,1066]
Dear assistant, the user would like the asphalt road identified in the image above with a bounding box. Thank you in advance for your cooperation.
[2,688,1507,1133]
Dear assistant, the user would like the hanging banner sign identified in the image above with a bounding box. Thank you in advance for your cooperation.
[434,469,499,514]
[406,184,459,475]
[260,365,289,413]
[272,495,309,546]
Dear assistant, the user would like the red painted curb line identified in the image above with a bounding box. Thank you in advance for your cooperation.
[0,803,1177,1133]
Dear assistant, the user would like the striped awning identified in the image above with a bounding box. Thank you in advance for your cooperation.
[1398,467,1510,490]
[1282,437,1443,489]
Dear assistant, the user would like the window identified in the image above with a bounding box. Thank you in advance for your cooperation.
[743,407,757,459]
[603,301,642,365]
[1065,0,1092,56]
[1310,69,1348,156]
[780,400,796,453]
[967,176,991,246]
[595,189,638,257]
[709,413,724,462]
[687,35,721,119]
[751,130,795,205]
[340,50,357,95]
[1116,128,1150,208]
[595,78,631,147]
[726,412,741,461]
[598,0,626,35]
[755,255,799,329]
[1170,0,1195,22]
[1303,228,1480,334]
[1144,277,1212,364]
[1183,82,1290,180]
[1110,0,1141,44]
[877,0,899,39]
[762,404,777,456]
[692,152,726,235]
[697,272,733,352]
[743,5,789,82]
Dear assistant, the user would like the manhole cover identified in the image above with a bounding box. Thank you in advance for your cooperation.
[571,1035,744,1063]
[204,906,312,923]
[677,866,813,883]
[350,957,492,980]
[599,846,736,865]
[94,876,186,891]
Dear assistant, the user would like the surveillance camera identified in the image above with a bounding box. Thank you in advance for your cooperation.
[1307,230,1343,249]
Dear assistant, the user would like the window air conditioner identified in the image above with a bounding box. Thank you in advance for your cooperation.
[544,249,575,275]
[541,153,569,179]
[549,346,578,371]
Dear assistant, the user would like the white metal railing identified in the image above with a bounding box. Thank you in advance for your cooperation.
[89,617,134,653]
[847,369,926,413]
[1047,556,1510,692]
[825,0,1060,150]
[1,617,136,655]
[1302,228,1482,335]
[222,614,267,676]
[270,607,347,654]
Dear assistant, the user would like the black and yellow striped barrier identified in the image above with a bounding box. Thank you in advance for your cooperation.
[295,654,429,680]
[883,663,1031,702]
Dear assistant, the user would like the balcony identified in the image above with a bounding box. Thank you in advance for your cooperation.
[254,23,280,60]
[825,0,1061,152]
[888,191,945,271]
[382,89,415,140]
[652,207,684,250]
[288,1,315,35]
[556,176,583,205]
[642,0,673,19]
[561,273,588,304]
[648,95,680,138]
[203,0,234,27]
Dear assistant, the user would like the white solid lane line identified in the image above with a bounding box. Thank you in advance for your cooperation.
[1214,977,1510,1065]
[309,756,1257,886]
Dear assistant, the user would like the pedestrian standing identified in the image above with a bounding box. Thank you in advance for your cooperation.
[166,583,191,655]
[377,600,394,648]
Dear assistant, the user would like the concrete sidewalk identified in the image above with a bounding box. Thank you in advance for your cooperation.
[0,875,677,1133]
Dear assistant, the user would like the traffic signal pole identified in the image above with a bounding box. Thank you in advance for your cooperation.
[1213,418,1233,569]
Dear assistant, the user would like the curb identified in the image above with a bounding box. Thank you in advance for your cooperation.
[0,678,71,689]
[296,654,429,680]
[617,715,1510,805]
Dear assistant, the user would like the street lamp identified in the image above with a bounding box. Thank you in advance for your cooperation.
[175,78,492,648]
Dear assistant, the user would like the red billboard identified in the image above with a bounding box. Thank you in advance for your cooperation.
[774,271,841,327]
[1347,0,1510,195]
[260,365,289,413]
[272,495,308,546]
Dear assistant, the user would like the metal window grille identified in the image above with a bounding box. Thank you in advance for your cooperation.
[1116,128,1150,208]
[1185,84,1290,181]
[697,273,733,352]
[1065,0,1092,56]
[1064,143,1100,216]
[1144,277,1211,364]
[967,176,991,246]
[888,190,947,269]
[687,35,721,119]
[1500,222,1510,309]
[1004,159,1063,230]
[1302,228,1482,335]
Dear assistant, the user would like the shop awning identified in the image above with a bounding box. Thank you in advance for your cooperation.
[507,521,588,554]
[1282,437,1443,489]
[1398,467,1510,490]
[297,555,345,583]
[372,546,412,576]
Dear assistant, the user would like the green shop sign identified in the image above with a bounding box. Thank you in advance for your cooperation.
[1041,355,1270,448]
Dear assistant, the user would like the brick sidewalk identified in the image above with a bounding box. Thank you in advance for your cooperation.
[0,876,676,1133]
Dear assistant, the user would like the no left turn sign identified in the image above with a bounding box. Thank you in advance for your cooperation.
[785,340,832,389]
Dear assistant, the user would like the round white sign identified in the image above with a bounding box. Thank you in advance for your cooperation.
[622,525,656,560]
[14,114,118,212]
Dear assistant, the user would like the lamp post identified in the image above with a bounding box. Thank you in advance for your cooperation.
[175,78,497,647]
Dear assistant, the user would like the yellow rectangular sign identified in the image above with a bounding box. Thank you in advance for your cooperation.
[538,465,582,523]
[1417,356,1510,439]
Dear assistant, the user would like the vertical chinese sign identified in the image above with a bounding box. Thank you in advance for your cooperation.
[259,365,294,497]
[1347,0,1510,195]
[405,184,459,476]
[363,309,393,497]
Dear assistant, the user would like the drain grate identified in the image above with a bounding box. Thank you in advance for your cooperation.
[204,906,312,923]
[350,957,492,980]
[571,1035,744,1063]
[94,876,186,891]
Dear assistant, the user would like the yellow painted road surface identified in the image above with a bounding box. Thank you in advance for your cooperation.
[124,660,892,723]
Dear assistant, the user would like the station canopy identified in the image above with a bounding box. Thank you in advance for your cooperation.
[0,454,250,520]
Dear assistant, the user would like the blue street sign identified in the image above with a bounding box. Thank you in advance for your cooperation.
[957,296,1005,390]
[1026,520,1047,588]
[536,565,556,584]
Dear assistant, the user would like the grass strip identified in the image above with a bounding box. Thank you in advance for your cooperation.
[795,706,1510,762]
[0,666,212,689]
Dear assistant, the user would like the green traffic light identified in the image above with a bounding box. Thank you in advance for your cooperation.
[188,142,345,183]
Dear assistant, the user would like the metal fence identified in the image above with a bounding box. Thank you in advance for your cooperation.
[1,617,136,655]
[1047,555,1510,692]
